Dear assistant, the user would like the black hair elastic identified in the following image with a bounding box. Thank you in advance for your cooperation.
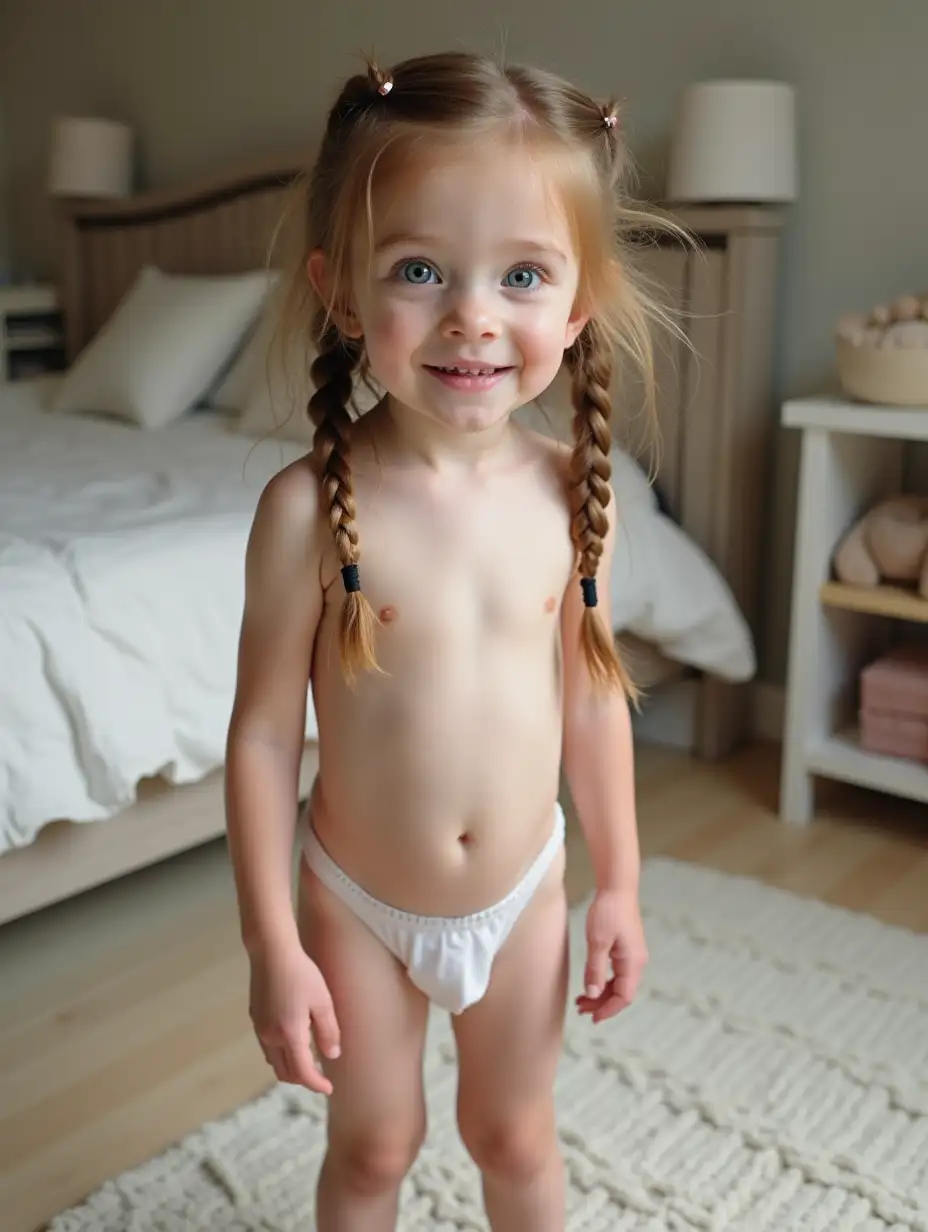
[580,577,598,608]
[342,563,361,594]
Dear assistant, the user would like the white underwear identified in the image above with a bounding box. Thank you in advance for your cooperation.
[301,803,566,1014]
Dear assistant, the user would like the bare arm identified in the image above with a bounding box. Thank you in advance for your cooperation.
[560,481,640,895]
[225,459,324,955]
[560,477,647,1020]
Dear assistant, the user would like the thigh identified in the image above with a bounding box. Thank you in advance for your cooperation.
[453,850,569,1130]
[298,859,431,1146]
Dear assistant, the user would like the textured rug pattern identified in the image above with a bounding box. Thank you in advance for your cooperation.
[50,858,928,1231]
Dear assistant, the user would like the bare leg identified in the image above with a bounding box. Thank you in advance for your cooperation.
[453,848,569,1232]
[298,860,430,1232]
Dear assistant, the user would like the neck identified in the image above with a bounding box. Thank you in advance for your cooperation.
[375,395,517,474]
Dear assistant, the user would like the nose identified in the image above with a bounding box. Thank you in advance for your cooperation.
[440,289,501,341]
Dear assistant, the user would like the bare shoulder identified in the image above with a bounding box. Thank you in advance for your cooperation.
[513,421,617,535]
[247,454,324,574]
[256,453,320,519]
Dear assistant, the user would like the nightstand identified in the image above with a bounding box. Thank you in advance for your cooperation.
[780,395,928,823]
[0,285,66,381]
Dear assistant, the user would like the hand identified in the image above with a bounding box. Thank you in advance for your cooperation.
[576,887,648,1023]
[249,942,341,1096]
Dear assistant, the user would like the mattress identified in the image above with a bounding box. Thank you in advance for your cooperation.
[0,378,309,853]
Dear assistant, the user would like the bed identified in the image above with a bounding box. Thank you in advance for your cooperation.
[0,153,785,925]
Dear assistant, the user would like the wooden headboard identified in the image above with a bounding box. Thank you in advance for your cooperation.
[61,152,785,758]
[61,151,309,361]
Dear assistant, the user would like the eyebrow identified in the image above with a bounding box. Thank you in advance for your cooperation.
[373,233,569,266]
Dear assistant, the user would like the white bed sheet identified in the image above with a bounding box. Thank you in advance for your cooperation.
[0,378,309,853]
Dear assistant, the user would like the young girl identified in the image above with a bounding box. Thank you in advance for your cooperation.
[226,50,667,1232]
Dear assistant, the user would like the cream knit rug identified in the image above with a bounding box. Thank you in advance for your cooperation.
[50,858,927,1231]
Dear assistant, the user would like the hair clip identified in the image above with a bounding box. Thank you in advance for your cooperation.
[378,77,394,96]
[603,113,618,130]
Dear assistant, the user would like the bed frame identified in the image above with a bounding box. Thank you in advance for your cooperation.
[0,152,785,926]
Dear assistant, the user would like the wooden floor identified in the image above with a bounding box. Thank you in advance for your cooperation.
[1,739,926,1232]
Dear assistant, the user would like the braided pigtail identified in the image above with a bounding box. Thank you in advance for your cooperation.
[308,316,382,685]
[564,321,639,705]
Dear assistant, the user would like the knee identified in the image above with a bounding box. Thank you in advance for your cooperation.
[330,1124,424,1197]
[458,1107,556,1185]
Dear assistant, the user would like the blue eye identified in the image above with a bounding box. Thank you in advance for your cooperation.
[400,261,438,285]
[503,265,544,291]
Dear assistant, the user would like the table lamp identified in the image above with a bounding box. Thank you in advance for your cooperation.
[48,116,133,201]
[667,80,798,205]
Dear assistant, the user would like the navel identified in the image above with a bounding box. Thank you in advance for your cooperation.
[458,831,474,848]
[544,595,557,613]
[379,605,397,624]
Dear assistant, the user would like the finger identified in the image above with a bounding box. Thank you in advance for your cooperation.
[256,1035,278,1068]
[575,989,609,1016]
[611,941,646,1001]
[584,944,610,1001]
[265,1044,291,1083]
[281,1023,334,1095]
[574,992,602,1010]
[286,1045,333,1096]
[310,993,342,1061]
[615,961,644,1005]
[593,992,628,1023]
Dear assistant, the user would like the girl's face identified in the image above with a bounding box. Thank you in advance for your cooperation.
[346,142,589,435]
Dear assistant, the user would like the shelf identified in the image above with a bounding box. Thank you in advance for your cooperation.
[0,285,57,314]
[4,330,64,351]
[782,396,928,441]
[820,581,928,624]
[806,727,928,806]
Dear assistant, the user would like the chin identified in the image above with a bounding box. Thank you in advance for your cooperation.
[394,386,510,435]
[439,401,512,434]
[454,402,504,431]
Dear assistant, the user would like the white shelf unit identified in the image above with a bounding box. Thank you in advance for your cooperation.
[780,395,928,823]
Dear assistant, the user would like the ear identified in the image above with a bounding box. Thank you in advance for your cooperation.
[306,248,363,339]
[306,248,329,300]
[564,301,590,351]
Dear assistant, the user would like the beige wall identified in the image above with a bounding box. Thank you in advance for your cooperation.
[0,102,9,280]
[2,0,926,686]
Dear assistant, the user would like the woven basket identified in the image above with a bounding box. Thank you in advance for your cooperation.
[836,335,928,407]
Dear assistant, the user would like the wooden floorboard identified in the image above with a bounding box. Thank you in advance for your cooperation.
[1,739,925,1231]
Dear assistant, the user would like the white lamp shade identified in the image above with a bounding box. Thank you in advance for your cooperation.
[667,80,798,204]
[49,116,133,198]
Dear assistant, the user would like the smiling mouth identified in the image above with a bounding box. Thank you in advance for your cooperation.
[426,364,513,375]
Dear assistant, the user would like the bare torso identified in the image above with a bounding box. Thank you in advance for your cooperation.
[308,404,575,916]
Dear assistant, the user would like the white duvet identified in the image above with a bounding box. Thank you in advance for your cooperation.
[0,378,754,854]
[0,379,310,853]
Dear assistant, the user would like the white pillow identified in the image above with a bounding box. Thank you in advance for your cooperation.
[51,266,273,429]
[228,311,383,446]
[609,447,756,682]
[209,276,281,411]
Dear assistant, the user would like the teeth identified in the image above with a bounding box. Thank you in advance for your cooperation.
[440,366,495,375]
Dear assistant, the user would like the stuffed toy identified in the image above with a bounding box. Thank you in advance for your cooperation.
[836,293,928,348]
[833,496,928,598]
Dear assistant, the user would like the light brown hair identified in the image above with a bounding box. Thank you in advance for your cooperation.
[276,51,686,700]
